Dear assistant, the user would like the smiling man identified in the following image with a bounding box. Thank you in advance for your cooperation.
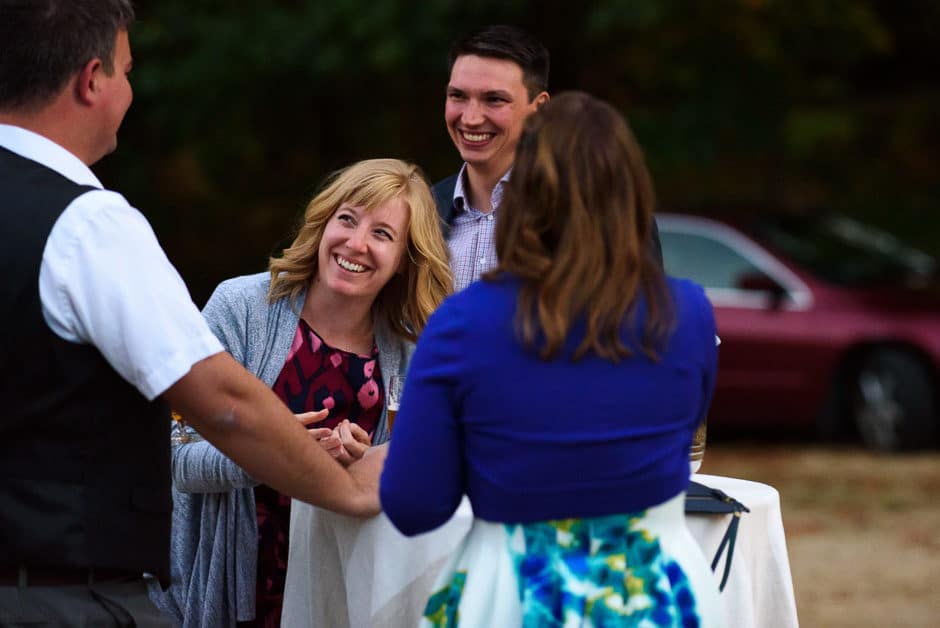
[431,25,550,291]
[432,26,662,291]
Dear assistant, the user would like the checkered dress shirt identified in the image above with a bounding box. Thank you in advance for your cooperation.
[447,165,511,292]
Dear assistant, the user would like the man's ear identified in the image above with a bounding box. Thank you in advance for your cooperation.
[74,57,103,106]
[533,91,550,109]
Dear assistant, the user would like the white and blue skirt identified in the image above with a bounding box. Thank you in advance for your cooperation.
[420,492,724,627]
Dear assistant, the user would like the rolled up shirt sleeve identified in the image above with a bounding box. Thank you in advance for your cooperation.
[39,189,223,400]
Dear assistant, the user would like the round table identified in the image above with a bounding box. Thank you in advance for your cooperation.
[283,474,798,627]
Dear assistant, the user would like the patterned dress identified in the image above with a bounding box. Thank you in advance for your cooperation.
[422,494,724,628]
[252,319,384,627]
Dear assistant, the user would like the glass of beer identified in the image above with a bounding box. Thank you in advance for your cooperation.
[171,411,192,446]
[387,375,405,434]
[690,418,707,475]
[691,336,719,474]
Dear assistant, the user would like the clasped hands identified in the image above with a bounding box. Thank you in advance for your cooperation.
[296,410,371,467]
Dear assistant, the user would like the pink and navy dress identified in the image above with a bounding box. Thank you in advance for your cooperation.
[253,319,383,627]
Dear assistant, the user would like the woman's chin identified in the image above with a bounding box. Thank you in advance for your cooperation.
[320,277,381,302]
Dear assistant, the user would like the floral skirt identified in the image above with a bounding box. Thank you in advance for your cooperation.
[421,493,724,628]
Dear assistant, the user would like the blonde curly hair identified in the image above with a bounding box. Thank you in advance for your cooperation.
[268,159,453,341]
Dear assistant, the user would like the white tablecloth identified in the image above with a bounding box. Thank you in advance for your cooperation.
[689,474,799,628]
[283,474,799,627]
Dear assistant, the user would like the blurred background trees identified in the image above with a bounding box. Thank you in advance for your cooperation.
[104,0,939,303]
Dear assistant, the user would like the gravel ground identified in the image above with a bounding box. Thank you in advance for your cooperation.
[701,442,940,628]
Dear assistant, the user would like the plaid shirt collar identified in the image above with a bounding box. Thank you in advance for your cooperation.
[452,163,512,213]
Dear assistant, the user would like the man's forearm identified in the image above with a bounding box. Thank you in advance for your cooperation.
[163,351,379,516]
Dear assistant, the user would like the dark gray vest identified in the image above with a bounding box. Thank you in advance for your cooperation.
[0,146,171,580]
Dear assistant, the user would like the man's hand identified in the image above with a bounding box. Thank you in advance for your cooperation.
[163,351,380,517]
[346,442,388,516]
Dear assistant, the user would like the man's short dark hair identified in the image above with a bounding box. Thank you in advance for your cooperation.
[447,25,550,101]
[0,0,135,110]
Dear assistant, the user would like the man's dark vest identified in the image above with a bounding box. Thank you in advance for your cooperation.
[0,146,171,580]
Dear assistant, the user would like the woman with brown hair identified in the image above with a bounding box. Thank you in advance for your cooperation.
[381,93,723,626]
[154,159,452,627]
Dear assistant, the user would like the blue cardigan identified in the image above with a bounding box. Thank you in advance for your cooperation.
[380,276,717,536]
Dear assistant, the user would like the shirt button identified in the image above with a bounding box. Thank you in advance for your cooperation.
[487,214,494,221]
[479,258,486,265]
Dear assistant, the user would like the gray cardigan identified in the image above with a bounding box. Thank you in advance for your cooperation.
[149,272,412,627]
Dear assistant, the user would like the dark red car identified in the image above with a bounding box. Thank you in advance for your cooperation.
[657,212,940,451]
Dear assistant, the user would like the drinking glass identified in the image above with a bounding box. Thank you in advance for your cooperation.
[691,336,719,474]
[690,418,707,475]
[170,411,191,446]
[387,375,405,435]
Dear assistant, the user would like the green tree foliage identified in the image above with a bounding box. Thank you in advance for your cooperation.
[100,0,939,302]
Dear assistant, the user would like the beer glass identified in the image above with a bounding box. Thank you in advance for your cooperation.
[387,375,405,434]
[690,419,707,474]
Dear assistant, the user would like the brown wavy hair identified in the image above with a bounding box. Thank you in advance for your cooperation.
[268,159,453,341]
[489,91,674,361]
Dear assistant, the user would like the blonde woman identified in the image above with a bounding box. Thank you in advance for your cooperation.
[153,159,452,627]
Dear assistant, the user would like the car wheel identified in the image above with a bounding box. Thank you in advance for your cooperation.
[851,349,937,451]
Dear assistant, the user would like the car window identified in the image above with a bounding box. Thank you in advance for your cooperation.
[660,230,762,290]
[755,215,936,287]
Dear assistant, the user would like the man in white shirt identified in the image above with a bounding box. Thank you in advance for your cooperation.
[0,1,381,623]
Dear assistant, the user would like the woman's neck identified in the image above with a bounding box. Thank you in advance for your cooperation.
[302,279,375,355]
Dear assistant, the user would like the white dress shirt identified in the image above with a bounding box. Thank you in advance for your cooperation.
[1,124,222,400]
